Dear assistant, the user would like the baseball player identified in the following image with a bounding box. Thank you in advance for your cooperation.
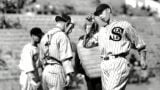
[90,4,147,90]
[19,27,44,90]
[40,14,74,90]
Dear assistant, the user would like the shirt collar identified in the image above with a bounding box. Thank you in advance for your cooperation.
[103,18,117,27]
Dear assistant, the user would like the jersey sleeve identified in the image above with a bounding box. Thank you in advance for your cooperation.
[58,34,73,61]
[58,33,74,74]
[39,34,48,61]
[19,45,35,73]
[125,22,146,51]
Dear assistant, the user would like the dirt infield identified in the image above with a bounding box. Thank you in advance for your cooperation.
[0,77,159,90]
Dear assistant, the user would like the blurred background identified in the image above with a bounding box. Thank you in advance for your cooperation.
[0,0,160,90]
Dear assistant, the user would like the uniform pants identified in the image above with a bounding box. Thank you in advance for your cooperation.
[42,64,66,90]
[101,57,131,90]
[20,72,40,90]
[20,72,28,90]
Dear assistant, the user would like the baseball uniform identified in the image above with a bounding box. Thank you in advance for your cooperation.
[95,20,146,90]
[40,27,74,90]
[19,43,40,90]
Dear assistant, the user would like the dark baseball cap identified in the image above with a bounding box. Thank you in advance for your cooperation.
[55,14,71,23]
[94,3,111,16]
[30,27,44,37]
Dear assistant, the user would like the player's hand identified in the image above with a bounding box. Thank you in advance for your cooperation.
[65,74,71,87]
[76,73,85,80]
[27,72,35,81]
[65,73,74,87]
[30,80,40,90]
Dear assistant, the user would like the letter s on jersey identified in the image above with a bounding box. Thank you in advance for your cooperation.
[109,27,124,41]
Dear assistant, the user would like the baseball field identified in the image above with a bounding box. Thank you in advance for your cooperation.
[0,14,160,90]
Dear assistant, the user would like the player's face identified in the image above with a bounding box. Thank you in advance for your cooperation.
[99,8,111,23]
[61,22,66,32]
[31,35,40,44]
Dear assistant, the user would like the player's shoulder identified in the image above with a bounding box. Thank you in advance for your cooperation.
[43,28,65,39]
[24,43,31,48]
[46,28,62,35]
[115,20,131,25]
[22,43,32,51]
[111,20,132,28]
[49,28,68,40]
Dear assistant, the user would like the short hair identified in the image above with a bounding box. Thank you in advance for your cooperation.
[30,27,44,37]
[94,3,112,16]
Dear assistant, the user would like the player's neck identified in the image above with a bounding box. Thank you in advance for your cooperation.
[56,23,64,31]
[107,19,110,24]
[104,19,110,27]
[31,41,38,47]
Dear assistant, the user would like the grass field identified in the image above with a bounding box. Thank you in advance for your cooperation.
[0,15,160,90]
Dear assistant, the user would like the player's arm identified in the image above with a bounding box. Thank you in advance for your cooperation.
[125,22,147,70]
[58,33,74,86]
[19,45,37,83]
[36,43,45,69]
[59,34,74,74]
[19,45,35,72]
[38,34,47,68]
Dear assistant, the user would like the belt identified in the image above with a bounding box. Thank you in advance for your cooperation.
[103,52,128,60]
[103,56,115,60]
[45,63,59,66]
[44,56,62,65]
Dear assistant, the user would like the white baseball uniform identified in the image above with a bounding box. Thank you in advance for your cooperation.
[19,43,40,90]
[95,20,146,90]
[40,27,74,90]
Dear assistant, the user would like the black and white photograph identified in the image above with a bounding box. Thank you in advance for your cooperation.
[0,0,160,90]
